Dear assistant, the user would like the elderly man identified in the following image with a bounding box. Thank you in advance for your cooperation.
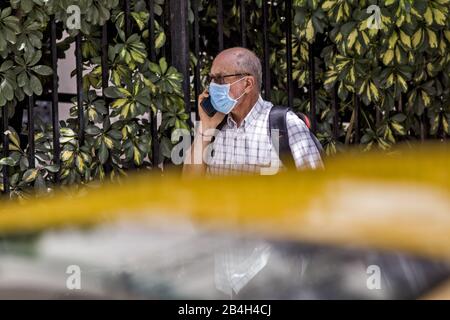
[183,47,322,176]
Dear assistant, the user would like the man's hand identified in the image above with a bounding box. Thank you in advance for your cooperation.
[182,90,225,177]
[198,89,226,134]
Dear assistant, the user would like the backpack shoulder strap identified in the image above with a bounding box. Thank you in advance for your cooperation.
[269,105,324,169]
[216,115,228,131]
[268,105,296,168]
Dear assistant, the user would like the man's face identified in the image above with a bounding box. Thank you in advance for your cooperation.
[209,55,249,102]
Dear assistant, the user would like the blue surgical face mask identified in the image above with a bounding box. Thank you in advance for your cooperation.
[209,77,246,114]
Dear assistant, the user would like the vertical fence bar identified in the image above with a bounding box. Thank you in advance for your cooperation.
[193,0,201,121]
[101,24,109,113]
[163,0,171,62]
[332,84,339,140]
[8,105,23,147]
[75,33,84,144]
[147,0,159,167]
[285,0,293,109]
[101,23,114,172]
[50,17,60,179]
[217,0,224,52]
[1,106,9,194]
[124,0,138,169]
[262,0,271,100]
[124,0,132,38]
[308,43,317,133]
[170,0,190,116]
[27,95,35,169]
[147,0,156,62]
[240,0,247,47]
[161,1,166,58]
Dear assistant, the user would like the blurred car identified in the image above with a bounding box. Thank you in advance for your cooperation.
[0,146,448,299]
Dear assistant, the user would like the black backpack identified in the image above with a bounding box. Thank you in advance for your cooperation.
[268,105,323,168]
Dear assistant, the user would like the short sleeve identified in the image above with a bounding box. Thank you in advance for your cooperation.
[285,111,323,169]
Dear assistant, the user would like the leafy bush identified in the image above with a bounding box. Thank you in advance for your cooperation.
[193,0,449,154]
[0,0,189,198]
[0,0,449,198]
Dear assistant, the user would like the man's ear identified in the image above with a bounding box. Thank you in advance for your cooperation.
[245,76,256,93]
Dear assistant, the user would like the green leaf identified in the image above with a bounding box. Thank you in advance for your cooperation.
[85,125,102,135]
[159,57,168,74]
[154,31,166,49]
[17,71,28,87]
[20,156,29,170]
[305,19,315,42]
[104,86,124,98]
[21,0,34,13]
[391,113,407,122]
[0,60,13,72]
[107,129,122,140]
[391,122,406,135]
[382,49,394,65]
[31,65,53,76]
[133,145,142,165]
[23,168,38,183]
[149,62,161,75]
[98,141,109,164]
[0,156,16,166]
[61,150,74,162]
[34,173,46,190]
[45,165,60,173]
[322,0,336,10]
[29,74,42,95]
[0,79,14,101]
[8,129,21,149]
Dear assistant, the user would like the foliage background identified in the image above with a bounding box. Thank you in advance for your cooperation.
[194,0,449,154]
[0,0,449,198]
[0,0,189,198]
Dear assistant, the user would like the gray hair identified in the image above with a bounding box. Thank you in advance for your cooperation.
[233,48,263,91]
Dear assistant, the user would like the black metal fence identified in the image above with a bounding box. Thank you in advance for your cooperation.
[1,0,336,194]
[170,0,342,138]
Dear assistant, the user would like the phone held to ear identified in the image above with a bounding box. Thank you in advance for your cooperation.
[201,96,217,117]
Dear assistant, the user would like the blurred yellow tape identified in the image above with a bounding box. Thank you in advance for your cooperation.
[0,144,449,260]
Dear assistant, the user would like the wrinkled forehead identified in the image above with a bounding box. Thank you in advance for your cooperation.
[210,54,239,76]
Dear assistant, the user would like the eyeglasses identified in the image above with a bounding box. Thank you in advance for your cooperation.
[207,73,250,85]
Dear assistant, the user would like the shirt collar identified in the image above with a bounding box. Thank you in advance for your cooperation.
[227,95,265,129]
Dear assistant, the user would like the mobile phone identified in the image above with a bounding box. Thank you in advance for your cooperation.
[201,96,217,117]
